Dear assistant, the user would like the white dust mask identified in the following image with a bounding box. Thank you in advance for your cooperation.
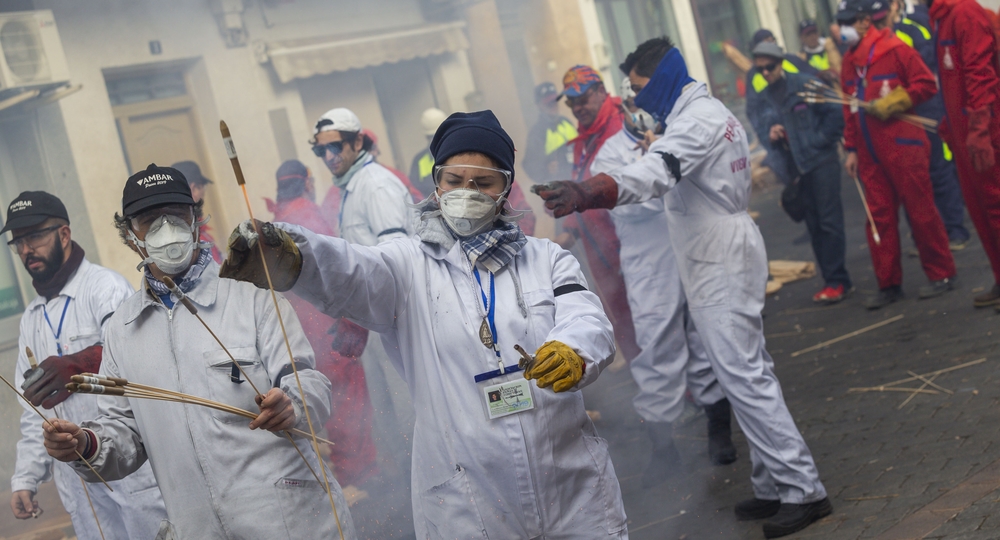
[438,189,503,237]
[839,26,860,48]
[129,214,197,274]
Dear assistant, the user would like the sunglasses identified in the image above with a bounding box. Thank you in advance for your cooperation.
[311,141,345,158]
[759,61,781,74]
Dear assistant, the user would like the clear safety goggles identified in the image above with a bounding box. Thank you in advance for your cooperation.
[129,204,195,236]
[7,224,63,254]
[433,164,512,197]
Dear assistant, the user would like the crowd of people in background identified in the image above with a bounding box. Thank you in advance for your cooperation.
[9,0,1000,537]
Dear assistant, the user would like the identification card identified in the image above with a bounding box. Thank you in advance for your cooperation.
[850,98,859,114]
[482,378,534,420]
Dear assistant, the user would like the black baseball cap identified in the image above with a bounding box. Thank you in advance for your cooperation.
[1,191,69,234]
[170,160,213,186]
[799,19,818,35]
[122,163,195,218]
[838,0,887,22]
[534,82,561,104]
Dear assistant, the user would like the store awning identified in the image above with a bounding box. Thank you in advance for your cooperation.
[256,21,469,83]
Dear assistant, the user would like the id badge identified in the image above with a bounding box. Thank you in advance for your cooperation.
[849,98,859,114]
[481,378,534,420]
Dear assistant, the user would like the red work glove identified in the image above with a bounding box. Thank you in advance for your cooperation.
[967,107,996,173]
[531,173,619,218]
[328,318,369,358]
[938,116,952,147]
[23,345,102,409]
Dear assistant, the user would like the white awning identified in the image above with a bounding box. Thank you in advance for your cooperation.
[256,21,469,83]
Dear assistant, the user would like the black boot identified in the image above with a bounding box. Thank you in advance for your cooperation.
[641,421,681,488]
[762,498,833,538]
[704,398,738,465]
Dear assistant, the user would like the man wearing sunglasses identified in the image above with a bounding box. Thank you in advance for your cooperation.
[312,107,414,246]
[5,191,167,539]
[753,40,853,305]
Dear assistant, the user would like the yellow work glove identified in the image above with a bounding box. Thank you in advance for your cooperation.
[219,219,302,292]
[523,341,584,393]
[868,86,913,121]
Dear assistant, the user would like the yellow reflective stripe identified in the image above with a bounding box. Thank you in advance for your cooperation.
[902,18,931,40]
[752,72,769,93]
[943,142,953,161]
[545,121,578,155]
[896,29,915,48]
[808,53,830,71]
[418,153,435,179]
[782,59,800,74]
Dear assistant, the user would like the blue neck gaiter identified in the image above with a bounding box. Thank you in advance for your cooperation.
[633,47,695,124]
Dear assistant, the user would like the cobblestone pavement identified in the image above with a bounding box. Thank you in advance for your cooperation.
[582,175,1000,539]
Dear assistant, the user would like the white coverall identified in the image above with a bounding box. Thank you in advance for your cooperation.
[281,221,628,539]
[608,83,827,504]
[69,263,356,539]
[12,258,166,540]
[590,128,724,423]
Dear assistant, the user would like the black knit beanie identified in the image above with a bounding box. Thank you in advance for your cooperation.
[429,110,516,182]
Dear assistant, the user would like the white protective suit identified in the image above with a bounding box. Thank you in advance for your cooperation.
[280,220,629,539]
[590,128,724,423]
[69,262,356,539]
[607,83,827,504]
[337,153,414,246]
[12,258,166,540]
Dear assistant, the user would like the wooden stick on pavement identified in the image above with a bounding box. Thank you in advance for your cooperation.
[791,314,904,357]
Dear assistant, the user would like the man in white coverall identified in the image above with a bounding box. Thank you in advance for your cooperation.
[535,38,831,539]
[41,164,355,539]
[590,72,735,488]
[6,191,166,539]
[221,110,629,539]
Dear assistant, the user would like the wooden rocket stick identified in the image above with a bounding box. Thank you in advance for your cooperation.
[219,121,343,539]
[0,372,113,491]
[26,346,38,369]
[852,175,882,245]
[159,277,327,489]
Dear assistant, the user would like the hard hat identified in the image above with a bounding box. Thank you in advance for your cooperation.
[421,108,448,136]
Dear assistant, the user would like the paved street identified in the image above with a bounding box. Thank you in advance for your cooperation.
[583,173,1000,539]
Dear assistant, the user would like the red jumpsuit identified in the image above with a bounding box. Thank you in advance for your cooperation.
[931,0,1000,286]
[841,27,956,289]
[564,95,640,360]
[267,195,378,486]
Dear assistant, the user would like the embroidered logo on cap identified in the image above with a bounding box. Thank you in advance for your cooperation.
[9,200,32,213]
[137,173,175,188]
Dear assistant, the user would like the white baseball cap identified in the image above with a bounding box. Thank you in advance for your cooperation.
[314,108,361,136]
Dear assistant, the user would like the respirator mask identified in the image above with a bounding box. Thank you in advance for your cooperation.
[127,206,205,274]
[839,25,860,47]
[432,164,514,237]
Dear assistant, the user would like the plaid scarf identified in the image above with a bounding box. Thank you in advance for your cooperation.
[457,221,527,273]
[145,248,213,296]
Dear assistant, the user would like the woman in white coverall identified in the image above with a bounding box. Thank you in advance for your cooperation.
[42,164,354,539]
[221,110,628,539]
[535,38,831,539]
[589,78,733,488]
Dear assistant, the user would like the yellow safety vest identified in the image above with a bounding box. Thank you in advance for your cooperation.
[807,52,830,71]
[418,152,435,181]
[752,60,800,93]
[545,120,578,156]
[893,19,948,160]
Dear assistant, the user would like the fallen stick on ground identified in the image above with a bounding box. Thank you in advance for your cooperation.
[906,370,954,395]
[848,387,940,395]
[899,373,939,409]
[791,314,904,357]
[845,494,898,501]
[874,358,987,388]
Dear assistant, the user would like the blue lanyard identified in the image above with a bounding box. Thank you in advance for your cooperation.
[43,297,71,357]
[473,267,500,359]
[855,43,877,93]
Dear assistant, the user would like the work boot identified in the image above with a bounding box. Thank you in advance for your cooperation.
[704,398,737,465]
[949,237,969,251]
[734,498,781,521]
[641,421,681,488]
[865,286,903,310]
[974,284,1000,308]
[918,276,957,299]
[762,498,833,538]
